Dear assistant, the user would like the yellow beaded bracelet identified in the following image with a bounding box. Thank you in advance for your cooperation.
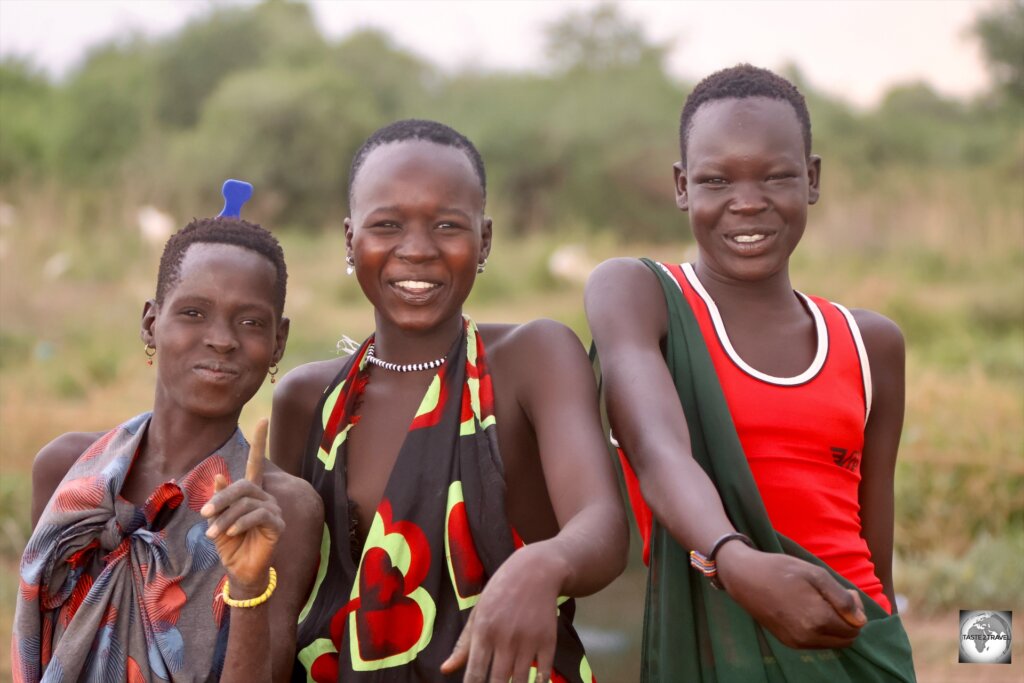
[222,567,278,608]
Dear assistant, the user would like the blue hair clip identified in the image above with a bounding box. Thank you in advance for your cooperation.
[218,179,254,218]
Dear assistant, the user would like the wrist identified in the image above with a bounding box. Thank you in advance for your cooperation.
[689,531,755,591]
[714,541,758,593]
[517,542,574,594]
[226,568,271,599]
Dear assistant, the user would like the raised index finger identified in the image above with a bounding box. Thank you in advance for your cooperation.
[246,417,269,486]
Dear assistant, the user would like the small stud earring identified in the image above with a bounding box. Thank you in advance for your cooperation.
[346,254,355,276]
[144,343,156,366]
[477,260,487,274]
[268,363,279,384]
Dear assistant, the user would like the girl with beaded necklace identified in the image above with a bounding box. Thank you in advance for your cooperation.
[271,119,628,683]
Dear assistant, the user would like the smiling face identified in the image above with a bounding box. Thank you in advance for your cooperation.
[142,242,288,422]
[675,96,820,283]
[346,140,491,337]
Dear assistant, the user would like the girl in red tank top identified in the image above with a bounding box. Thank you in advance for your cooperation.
[587,65,911,669]
[664,261,889,611]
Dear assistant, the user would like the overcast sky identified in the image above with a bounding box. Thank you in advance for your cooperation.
[0,0,992,108]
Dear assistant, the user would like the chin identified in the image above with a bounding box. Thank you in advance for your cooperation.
[182,389,255,421]
[385,308,462,333]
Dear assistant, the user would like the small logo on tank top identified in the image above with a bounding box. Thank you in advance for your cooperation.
[830,447,861,472]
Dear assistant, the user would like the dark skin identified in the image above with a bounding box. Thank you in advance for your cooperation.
[30,243,323,682]
[271,140,628,683]
[585,97,905,650]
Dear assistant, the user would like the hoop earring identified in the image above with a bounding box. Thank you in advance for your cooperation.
[477,259,487,274]
[268,363,279,384]
[345,254,355,276]
[144,344,156,366]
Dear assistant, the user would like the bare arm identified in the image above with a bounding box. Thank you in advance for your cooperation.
[444,319,629,682]
[853,309,906,612]
[204,426,324,683]
[512,318,629,596]
[585,258,865,649]
[585,259,735,555]
[31,431,103,529]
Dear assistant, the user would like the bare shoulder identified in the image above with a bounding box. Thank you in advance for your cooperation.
[271,357,349,476]
[849,308,905,362]
[585,257,667,341]
[586,257,662,299]
[262,464,324,527]
[33,431,104,486]
[274,358,349,411]
[32,431,105,526]
[480,318,583,356]
[479,320,590,387]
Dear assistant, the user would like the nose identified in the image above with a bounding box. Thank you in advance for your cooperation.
[394,224,440,262]
[204,317,239,353]
[728,182,769,215]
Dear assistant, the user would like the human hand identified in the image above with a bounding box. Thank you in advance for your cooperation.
[716,542,866,649]
[201,418,284,592]
[440,545,565,683]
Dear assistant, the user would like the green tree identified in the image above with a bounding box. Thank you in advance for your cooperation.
[332,30,433,119]
[172,65,378,228]
[972,0,1024,104]
[543,2,666,74]
[0,58,54,183]
[154,0,326,128]
[53,39,157,184]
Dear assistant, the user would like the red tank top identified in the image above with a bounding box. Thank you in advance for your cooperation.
[620,262,890,613]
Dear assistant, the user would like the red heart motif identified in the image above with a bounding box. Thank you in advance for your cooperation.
[447,500,485,599]
[355,547,424,661]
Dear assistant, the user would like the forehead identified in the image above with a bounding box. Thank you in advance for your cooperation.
[687,97,805,164]
[351,140,483,214]
[170,242,277,306]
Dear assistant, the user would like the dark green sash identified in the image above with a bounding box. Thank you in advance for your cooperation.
[624,259,917,682]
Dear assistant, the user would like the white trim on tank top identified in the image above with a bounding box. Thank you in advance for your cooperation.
[679,262,829,386]
[833,303,873,426]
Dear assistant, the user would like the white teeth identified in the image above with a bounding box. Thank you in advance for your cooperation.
[395,280,437,291]
[733,234,766,243]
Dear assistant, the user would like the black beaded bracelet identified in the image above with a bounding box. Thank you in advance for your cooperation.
[689,532,755,590]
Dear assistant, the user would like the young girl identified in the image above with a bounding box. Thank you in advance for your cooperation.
[14,216,323,682]
[586,65,916,681]
[270,119,627,682]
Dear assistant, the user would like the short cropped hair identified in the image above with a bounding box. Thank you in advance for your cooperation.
[679,64,812,164]
[348,119,487,208]
[156,217,287,315]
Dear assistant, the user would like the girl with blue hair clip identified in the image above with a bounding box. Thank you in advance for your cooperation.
[13,183,323,682]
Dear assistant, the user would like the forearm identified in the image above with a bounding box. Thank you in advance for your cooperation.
[220,571,274,683]
[527,501,628,597]
[633,442,740,555]
[606,364,740,556]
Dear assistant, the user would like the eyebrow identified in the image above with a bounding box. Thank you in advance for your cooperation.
[174,295,274,313]
[366,205,474,221]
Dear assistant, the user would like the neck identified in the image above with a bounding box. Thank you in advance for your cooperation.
[693,258,798,312]
[143,398,241,479]
[371,311,464,366]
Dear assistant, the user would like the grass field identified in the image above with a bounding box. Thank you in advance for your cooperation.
[1,167,1022,680]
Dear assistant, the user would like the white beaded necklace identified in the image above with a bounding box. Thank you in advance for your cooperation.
[365,344,447,373]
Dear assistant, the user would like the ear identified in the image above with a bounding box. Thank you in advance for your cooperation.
[344,217,354,260]
[673,162,689,212]
[140,299,158,346]
[273,317,290,364]
[807,155,822,205]
[479,217,493,263]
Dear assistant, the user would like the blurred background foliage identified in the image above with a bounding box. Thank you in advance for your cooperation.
[4,0,1017,238]
[1,0,1022,678]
